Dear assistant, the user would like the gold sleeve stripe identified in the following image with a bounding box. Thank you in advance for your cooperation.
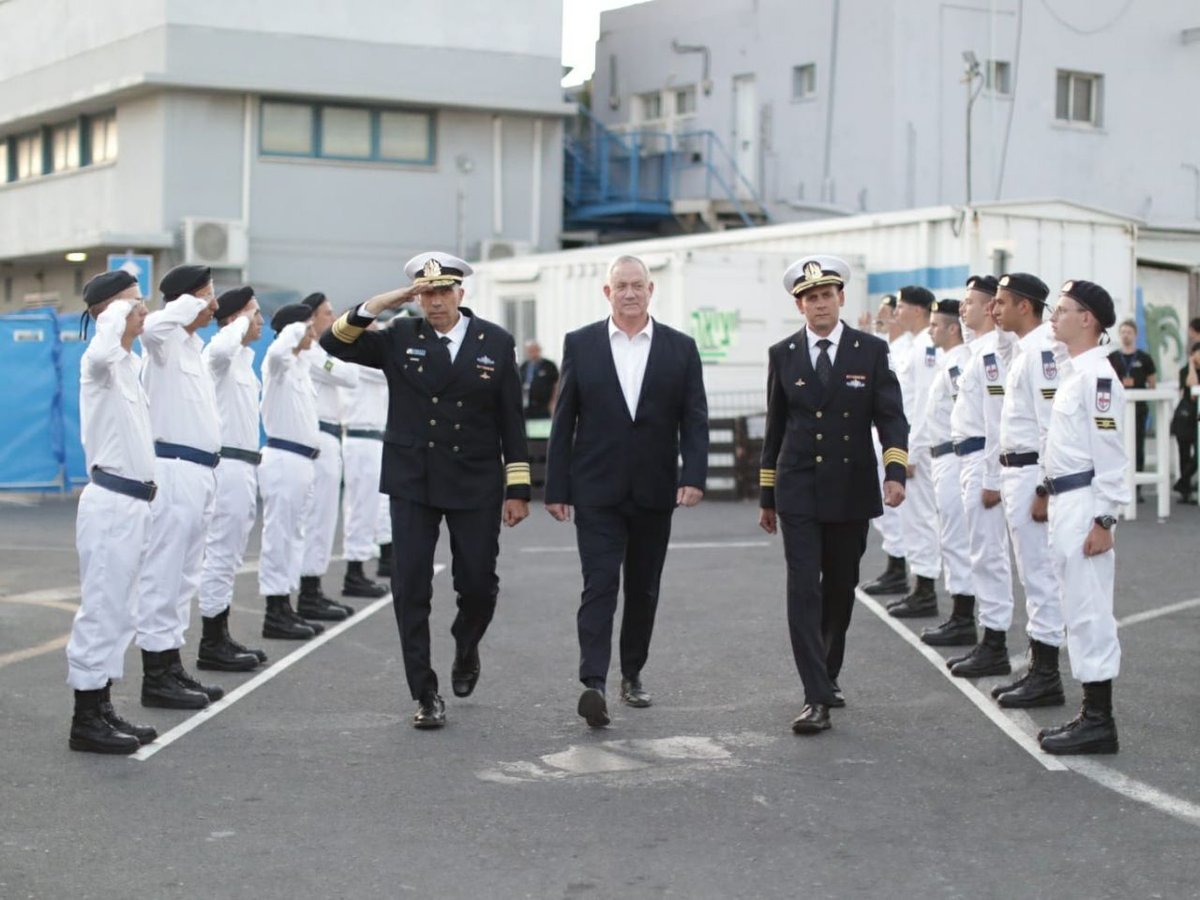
[331,314,365,343]
[506,470,532,486]
[759,468,776,487]
[505,462,531,471]
[882,449,908,467]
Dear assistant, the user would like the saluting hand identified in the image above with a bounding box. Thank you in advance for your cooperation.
[546,502,572,523]
[503,499,529,527]
[363,284,423,317]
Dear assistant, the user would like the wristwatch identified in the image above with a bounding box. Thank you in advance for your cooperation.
[1035,484,1049,498]
[1094,515,1116,530]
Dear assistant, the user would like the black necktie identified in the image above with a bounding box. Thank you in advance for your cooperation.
[816,338,833,387]
[438,335,452,362]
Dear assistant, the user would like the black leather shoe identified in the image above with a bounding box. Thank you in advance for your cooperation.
[997,641,1065,708]
[413,693,446,729]
[99,682,156,745]
[829,680,846,709]
[342,561,388,599]
[1040,707,1118,755]
[451,645,481,698]
[888,576,939,618]
[950,629,1011,678]
[921,614,977,646]
[297,577,350,621]
[262,596,317,640]
[862,555,908,595]
[69,691,141,755]
[141,650,209,709]
[168,650,224,702]
[578,688,610,727]
[197,610,260,672]
[377,543,393,579]
[620,676,652,708]
[791,703,831,735]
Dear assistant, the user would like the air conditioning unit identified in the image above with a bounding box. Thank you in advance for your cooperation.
[183,217,249,268]
[480,238,534,261]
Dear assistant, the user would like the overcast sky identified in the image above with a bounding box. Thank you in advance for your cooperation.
[561,0,644,86]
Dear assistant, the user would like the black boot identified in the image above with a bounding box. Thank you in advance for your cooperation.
[342,560,388,599]
[223,617,268,665]
[197,609,260,672]
[1039,681,1119,755]
[950,628,1011,678]
[141,649,209,709]
[167,649,224,702]
[921,594,977,646]
[888,575,939,618]
[862,555,908,595]
[69,688,140,754]
[297,575,350,620]
[377,542,393,579]
[997,640,1065,708]
[262,595,317,640]
[100,681,156,745]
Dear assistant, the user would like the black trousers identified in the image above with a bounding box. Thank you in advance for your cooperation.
[574,500,674,687]
[778,513,869,706]
[389,497,501,700]
[1134,404,1148,474]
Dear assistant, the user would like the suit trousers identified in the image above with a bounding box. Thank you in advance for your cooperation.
[301,430,342,577]
[67,485,152,689]
[778,513,869,706]
[198,458,258,617]
[389,497,501,700]
[959,452,1013,630]
[1001,466,1065,646]
[902,446,942,579]
[257,447,316,597]
[574,501,674,687]
[341,435,384,562]
[135,458,216,652]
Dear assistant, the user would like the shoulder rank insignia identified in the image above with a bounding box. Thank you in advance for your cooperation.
[1096,377,1112,412]
[1041,350,1057,380]
[1094,416,1117,430]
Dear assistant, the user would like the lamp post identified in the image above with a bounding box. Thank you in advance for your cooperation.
[962,51,984,205]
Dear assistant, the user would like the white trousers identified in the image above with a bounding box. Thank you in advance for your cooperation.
[258,446,316,597]
[930,452,972,595]
[902,446,942,579]
[1049,489,1121,682]
[959,452,1013,628]
[376,493,391,546]
[135,458,216,652]
[872,429,904,557]
[1001,465,1065,646]
[301,430,342,577]
[67,485,152,689]
[198,458,258,617]
[342,435,385,561]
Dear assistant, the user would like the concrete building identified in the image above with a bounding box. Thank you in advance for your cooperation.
[0,0,569,314]
[579,0,1200,232]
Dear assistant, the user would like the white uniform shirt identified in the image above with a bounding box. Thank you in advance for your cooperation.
[203,316,261,452]
[302,343,359,423]
[609,316,654,419]
[1000,321,1064,479]
[950,329,999,443]
[79,301,156,481]
[140,295,222,453]
[920,342,972,448]
[433,313,471,363]
[261,322,320,447]
[1045,345,1130,516]
[900,326,942,450]
[340,364,389,430]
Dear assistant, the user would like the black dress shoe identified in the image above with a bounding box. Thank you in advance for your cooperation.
[140,650,209,710]
[167,650,224,702]
[862,555,908,595]
[577,688,610,727]
[950,629,1011,678]
[791,703,831,735]
[262,596,317,640]
[413,693,446,729]
[342,561,388,599]
[100,682,156,745]
[829,681,845,709]
[451,645,481,698]
[197,610,260,672]
[620,677,652,708]
[888,576,939,618]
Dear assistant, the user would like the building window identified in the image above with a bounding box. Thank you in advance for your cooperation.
[986,60,1012,96]
[261,99,434,164]
[0,141,8,183]
[88,113,118,164]
[638,91,663,123]
[1056,70,1102,126]
[51,121,81,172]
[501,297,537,350]
[674,86,697,117]
[792,64,817,100]
[14,131,43,180]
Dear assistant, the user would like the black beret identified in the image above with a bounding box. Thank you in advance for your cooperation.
[932,298,961,316]
[1061,279,1116,329]
[83,270,137,307]
[998,272,1049,304]
[965,274,999,296]
[896,285,934,308]
[271,302,313,333]
[301,292,327,311]
[881,293,897,309]
[216,286,255,322]
[159,264,212,299]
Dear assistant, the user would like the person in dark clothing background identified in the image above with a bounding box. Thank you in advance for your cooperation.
[1172,342,1200,503]
[519,340,560,419]
[1107,320,1156,501]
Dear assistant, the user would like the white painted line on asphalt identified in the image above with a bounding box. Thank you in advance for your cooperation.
[520,540,770,553]
[855,588,1067,772]
[132,564,444,762]
[1116,596,1200,629]
[1061,758,1200,828]
[0,635,69,670]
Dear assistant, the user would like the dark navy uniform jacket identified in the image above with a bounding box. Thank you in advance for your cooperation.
[759,322,908,521]
[320,306,531,509]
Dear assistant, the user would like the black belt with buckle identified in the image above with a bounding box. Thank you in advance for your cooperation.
[953,436,985,456]
[931,441,956,458]
[220,446,262,465]
[1043,470,1095,495]
[319,421,342,438]
[154,441,220,468]
[91,467,157,502]
[265,437,320,459]
[345,428,385,441]
[1000,451,1039,468]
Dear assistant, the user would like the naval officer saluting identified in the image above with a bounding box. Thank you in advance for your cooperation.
[320,252,531,729]
[759,256,908,735]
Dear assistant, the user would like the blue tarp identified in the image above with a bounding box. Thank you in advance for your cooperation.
[58,313,89,486]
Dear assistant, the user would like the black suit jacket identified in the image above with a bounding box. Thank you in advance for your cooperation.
[545,319,709,510]
[760,323,907,521]
[320,306,531,509]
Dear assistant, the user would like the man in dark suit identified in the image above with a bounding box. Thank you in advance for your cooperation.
[519,340,559,419]
[320,251,531,730]
[545,254,709,728]
[759,255,908,735]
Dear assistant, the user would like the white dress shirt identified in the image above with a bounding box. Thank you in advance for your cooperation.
[609,315,654,419]
[139,294,222,452]
[79,301,156,481]
[1045,345,1130,516]
[433,312,471,363]
[950,329,999,444]
[901,326,942,448]
[804,319,845,367]
[1000,321,1063,478]
[302,344,359,423]
[203,316,261,452]
[340,364,389,429]
[920,341,972,447]
[261,322,320,447]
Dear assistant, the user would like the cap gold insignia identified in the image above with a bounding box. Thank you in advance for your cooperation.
[967,278,977,289]
[423,259,443,279]
[999,275,1010,287]
[803,261,823,281]
[1063,281,1074,293]
[931,301,939,311]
